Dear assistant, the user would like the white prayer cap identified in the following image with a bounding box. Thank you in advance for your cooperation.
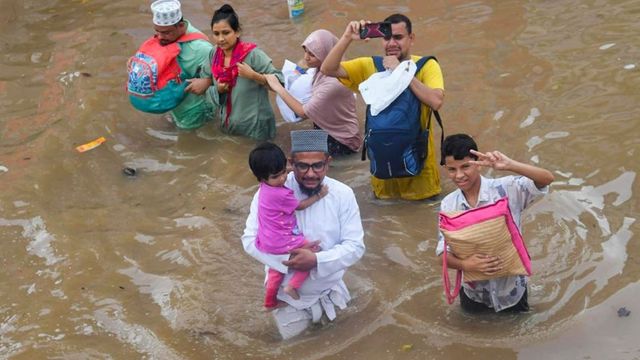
[151,0,182,26]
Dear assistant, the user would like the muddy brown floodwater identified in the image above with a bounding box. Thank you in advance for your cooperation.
[1,0,639,359]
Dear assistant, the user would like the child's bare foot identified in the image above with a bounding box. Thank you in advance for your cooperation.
[283,285,300,300]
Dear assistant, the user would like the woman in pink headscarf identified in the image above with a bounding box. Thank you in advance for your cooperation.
[266,29,362,156]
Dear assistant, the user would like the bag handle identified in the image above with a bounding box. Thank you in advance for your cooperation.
[442,240,462,304]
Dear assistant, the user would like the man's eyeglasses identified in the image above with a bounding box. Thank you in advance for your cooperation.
[293,161,326,172]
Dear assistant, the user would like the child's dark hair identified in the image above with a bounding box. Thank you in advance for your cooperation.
[248,142,287,182]
[211,4,241,31]
[441,134,478,164]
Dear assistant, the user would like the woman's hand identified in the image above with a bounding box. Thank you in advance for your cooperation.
[184,78,212,95]
[238,62,268,85]
[217,82,230,93]
[265,74,283,92]
[237,62,255,79]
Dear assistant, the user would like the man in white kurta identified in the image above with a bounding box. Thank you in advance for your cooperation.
[241,129,365,339]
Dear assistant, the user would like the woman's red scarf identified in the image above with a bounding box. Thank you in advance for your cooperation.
[211,40,257,127]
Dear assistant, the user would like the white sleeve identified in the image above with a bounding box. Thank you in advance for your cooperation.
[240,191,289,274]
[314,189,365,278]
[502,176,549,210]
[435,196,455,256]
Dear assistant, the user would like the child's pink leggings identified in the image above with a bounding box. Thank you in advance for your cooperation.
[264,268,309,308]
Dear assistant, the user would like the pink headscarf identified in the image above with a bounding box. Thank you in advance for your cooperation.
[302,29,337,64]
[301,30,362,152]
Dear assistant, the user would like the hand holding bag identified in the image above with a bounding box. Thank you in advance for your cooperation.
[439,197,532,304]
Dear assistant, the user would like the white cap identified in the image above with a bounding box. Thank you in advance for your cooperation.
[151,0,182,26]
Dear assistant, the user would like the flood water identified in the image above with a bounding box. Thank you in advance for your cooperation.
[1,0,639,359]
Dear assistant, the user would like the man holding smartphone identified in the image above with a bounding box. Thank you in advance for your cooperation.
[321,14,445,201]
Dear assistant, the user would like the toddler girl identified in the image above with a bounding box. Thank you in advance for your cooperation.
[248,142,327,308]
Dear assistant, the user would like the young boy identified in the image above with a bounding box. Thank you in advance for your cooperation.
[436,134,554,312]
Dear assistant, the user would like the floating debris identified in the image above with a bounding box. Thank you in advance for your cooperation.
[617,307,631,317]
[76,137,106,153]
[401,344,413,352]
[520,107,541,128]
[599,43,615,50]
[122,167,137,177]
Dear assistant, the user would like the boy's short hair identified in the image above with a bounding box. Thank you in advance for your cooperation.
[248,142,287,182]
[441,134,478,164]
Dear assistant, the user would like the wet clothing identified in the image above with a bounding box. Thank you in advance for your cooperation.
[242,172,365,339]
[204,46,283,140]
[170,21,215,130]
[255,182,305,254]
[255,182,309,308]
[436,175,549,312]
[264,258,309,308]
[460,286,530,313]
[339,55,444,200]
[301,30,362,154]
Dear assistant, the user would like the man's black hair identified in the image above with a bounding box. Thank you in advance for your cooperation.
[248,142,287,182]
[441,134,478,165]
[384,13,412,34]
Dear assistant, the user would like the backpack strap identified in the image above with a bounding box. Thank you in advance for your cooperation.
[430,109,445,165]
[372,56,385,72]
[414,56,445,165]
[371,55,437,73]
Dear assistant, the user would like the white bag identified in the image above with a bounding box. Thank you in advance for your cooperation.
[358,60,416,116]
[276,59,315,123]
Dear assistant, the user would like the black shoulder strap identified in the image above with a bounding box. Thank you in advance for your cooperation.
[414,56,445,165]
[432,110,445,165]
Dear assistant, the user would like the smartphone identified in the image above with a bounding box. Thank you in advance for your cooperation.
[359,22,392,39]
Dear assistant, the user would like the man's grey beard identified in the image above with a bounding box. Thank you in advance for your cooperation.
[299,182,322,197]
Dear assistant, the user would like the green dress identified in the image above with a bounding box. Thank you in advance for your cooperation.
[171,21,215,130]
[204,47,284,141]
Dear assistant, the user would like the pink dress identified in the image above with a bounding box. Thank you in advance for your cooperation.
[255,182,309,308]
[255,182,306,254]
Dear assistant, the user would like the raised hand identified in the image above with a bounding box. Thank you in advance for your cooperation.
[343,20,368,41]
[469,149,514,171]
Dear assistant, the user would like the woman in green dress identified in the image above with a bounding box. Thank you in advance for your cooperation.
[188,4,283,140]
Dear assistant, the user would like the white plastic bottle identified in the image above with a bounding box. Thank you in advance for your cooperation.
[287,0,304,18]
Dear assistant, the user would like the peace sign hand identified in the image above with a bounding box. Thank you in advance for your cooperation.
[469,149,514,171]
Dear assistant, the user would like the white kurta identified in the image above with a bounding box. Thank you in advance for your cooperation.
[241,173,365,338]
